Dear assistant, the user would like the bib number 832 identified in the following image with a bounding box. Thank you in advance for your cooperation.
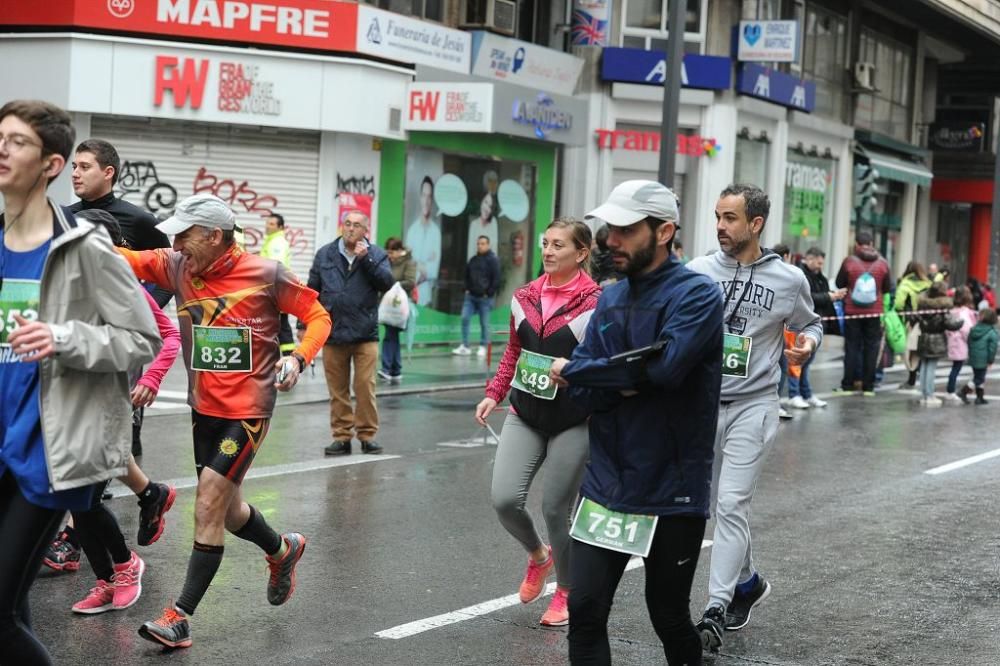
[518,368,551,392]
[587,513,640,543]
[200,346,241,365]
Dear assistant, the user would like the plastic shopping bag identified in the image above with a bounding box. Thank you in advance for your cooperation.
[378,282,410,329]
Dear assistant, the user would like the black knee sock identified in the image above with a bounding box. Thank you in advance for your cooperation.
[231,505,282,556]
[176,542,224,615]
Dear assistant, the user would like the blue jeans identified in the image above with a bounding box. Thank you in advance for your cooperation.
[947,360,965,394]
[461,294,493,347]
[789,352,815,399]
[381,325,402,376]
[919,357,939,398]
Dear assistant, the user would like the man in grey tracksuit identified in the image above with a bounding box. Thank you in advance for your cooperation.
[687,184,823,652]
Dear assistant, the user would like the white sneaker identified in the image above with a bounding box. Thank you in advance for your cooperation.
[921,396,943,407]
[943,393,962,404]
[806,396,828,408]
[788,396,810,410]
[779,398,790,407]
[778,407,793,420]
[476,346,487,357]
[452,345,471,356]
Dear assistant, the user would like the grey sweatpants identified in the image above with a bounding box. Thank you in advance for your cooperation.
[490,411,589,588]
[706,395,779,610]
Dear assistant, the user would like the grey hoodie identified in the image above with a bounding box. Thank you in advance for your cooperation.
[687,250,823,401]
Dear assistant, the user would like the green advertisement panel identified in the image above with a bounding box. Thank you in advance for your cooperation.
[378,134,555,344]
[783,154,836,257]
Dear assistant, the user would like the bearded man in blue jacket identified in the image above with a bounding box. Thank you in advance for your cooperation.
[550,180,723,666]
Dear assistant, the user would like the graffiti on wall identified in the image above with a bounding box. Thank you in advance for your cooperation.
[116,161,178,213]
[336,173,376,198]
[192,167,279,215]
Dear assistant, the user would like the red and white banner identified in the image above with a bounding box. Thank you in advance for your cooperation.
[3,0,358,53]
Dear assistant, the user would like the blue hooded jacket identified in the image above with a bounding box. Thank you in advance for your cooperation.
[562,257,723,517]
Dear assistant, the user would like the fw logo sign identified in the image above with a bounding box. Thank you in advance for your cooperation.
[154,56,209,109]
[408,90,440,122]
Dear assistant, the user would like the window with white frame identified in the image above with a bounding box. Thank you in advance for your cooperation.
[620,0,706,53]
[792,2,849,121]
[853,29,913,143]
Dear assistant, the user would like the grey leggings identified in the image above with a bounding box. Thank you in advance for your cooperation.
[490,411,589,588]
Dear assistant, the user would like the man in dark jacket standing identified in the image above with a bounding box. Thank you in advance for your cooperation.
[308,211,395,456]
[453,235,500,357]
[549,180,724,666]
[835,231,893,394]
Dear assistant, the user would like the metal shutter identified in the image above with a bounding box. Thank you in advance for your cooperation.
[90,116,321,282]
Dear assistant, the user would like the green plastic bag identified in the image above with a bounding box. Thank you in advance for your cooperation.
[882,293,907,354]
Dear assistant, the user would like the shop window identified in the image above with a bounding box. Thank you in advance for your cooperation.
[362,0,443,22]
[783,152,836,258]
[853,29,914,143]
[404,147,536,317]
[793,3,847,121]
[734,135,770,191]
[620,0,705,52]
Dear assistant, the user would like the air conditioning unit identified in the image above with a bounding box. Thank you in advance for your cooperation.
[462,0,517,36]
[853,62,876,91]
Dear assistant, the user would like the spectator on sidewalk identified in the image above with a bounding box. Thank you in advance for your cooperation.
[894,261,932,390]
[915,282,962,407]
[945,286,978,403]
[307,210,395,456]
[773,244,795,419]
[789,247,845,409]
[835,231,893,395]
[962,308,999,404]
[453,236,500,358]
[260,213,295,357]
[379,237,417,384]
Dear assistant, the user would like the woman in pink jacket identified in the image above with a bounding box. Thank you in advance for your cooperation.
[945,286,978,403]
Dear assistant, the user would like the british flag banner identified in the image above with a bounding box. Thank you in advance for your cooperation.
[571,1,609,46]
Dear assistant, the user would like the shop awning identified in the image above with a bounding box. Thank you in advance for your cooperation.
[867,151,933,187]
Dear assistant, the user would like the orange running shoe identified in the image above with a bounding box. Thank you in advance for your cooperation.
[540,587,569,626]
[518,545,554,604]
[138,607,192,649]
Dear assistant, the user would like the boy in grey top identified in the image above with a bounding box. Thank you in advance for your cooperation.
[687,184,822,652]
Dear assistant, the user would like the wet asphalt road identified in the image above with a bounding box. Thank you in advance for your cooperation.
[28,361,1000,665]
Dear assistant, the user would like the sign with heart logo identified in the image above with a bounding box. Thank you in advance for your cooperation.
[736,20,798,63]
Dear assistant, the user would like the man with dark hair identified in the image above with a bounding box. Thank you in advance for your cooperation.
[405,175,441,306]
[835,230,892,395]
[688,184,822,652]
[453,235,500,357]
[260,213,294,356]
[69,138,172,458]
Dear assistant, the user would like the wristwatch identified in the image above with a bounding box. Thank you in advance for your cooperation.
[291,352,306,372]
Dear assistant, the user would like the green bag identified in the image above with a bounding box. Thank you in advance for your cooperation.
[882,293,907,354]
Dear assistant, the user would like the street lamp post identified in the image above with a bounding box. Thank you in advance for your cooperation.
[657,0,687,190]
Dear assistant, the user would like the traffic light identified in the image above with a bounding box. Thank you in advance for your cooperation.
[853,162,880,220]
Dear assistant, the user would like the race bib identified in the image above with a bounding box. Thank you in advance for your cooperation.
[570,497,658,558]
[0,279,41,346]
[722,333,752,378]
[192,325,252,373]
[510,350,558,400]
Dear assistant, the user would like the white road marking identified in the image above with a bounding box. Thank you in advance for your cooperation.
[375,539,714,640]
[107,455,401,498]
[925,448,1000,476]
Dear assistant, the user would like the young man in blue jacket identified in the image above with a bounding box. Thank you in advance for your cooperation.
[687,184,822,652]
[550,180,724,665]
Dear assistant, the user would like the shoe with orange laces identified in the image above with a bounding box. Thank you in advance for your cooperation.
[518,545,554,604]
[539,587,569,626]
[266,532,307,605]
[71,579,115,614]
[138,606,192,649]
[112,551,145,610]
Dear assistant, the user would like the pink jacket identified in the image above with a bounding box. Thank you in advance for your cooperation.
[136,290,181,393]
[946,306,978,362]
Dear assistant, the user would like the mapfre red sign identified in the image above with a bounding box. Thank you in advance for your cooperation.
[3,0,358,52]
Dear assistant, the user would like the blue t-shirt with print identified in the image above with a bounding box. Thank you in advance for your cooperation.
[0,237,94,511]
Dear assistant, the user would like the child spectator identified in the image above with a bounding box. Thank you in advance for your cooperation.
[945,286,978,403]
[916,282,963,406]
[962,308,999,405]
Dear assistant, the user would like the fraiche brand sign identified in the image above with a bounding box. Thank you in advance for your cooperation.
[3,0,358,52]
[402,83,493,133]
[154,55,282,115]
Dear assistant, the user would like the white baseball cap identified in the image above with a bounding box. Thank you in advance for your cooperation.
[156,193,237,235]
[585,180,680,228]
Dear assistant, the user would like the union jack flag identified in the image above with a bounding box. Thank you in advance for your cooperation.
[571,10,607,46]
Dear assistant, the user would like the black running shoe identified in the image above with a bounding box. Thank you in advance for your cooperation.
[137,484,177,547]
[43,532,81,572]
[725,576,772,630]
[266,532,307,605]
[138,607,192,649]
[697,606,725,652]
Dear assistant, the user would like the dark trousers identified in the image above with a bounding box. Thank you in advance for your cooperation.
[842,318,881,391]
[973,367,987,388]
[568,515,706,666]
[381,325,402,376]
[0,472,63,665]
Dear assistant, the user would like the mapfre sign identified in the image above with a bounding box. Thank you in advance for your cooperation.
[3,0,359,51]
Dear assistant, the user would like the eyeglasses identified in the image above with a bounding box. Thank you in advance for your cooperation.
[343,222,367,230]
[0,133,42,154]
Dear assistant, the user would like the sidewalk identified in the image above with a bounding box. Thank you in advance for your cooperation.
[148,343,508,416]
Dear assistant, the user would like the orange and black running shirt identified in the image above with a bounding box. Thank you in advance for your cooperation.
[119,245,330,420]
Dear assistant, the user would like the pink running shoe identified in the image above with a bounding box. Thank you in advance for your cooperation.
[112,551,145,610]
[518,545,554,604]
[540,587,569,626]
[72,579,115,614]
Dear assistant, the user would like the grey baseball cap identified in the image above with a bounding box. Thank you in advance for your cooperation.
[585,180,680,229]
[156,193,237,235]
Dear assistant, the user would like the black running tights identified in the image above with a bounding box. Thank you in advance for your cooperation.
[568,515,707,666]
[72,501,131,583]
[0,472,63,666]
